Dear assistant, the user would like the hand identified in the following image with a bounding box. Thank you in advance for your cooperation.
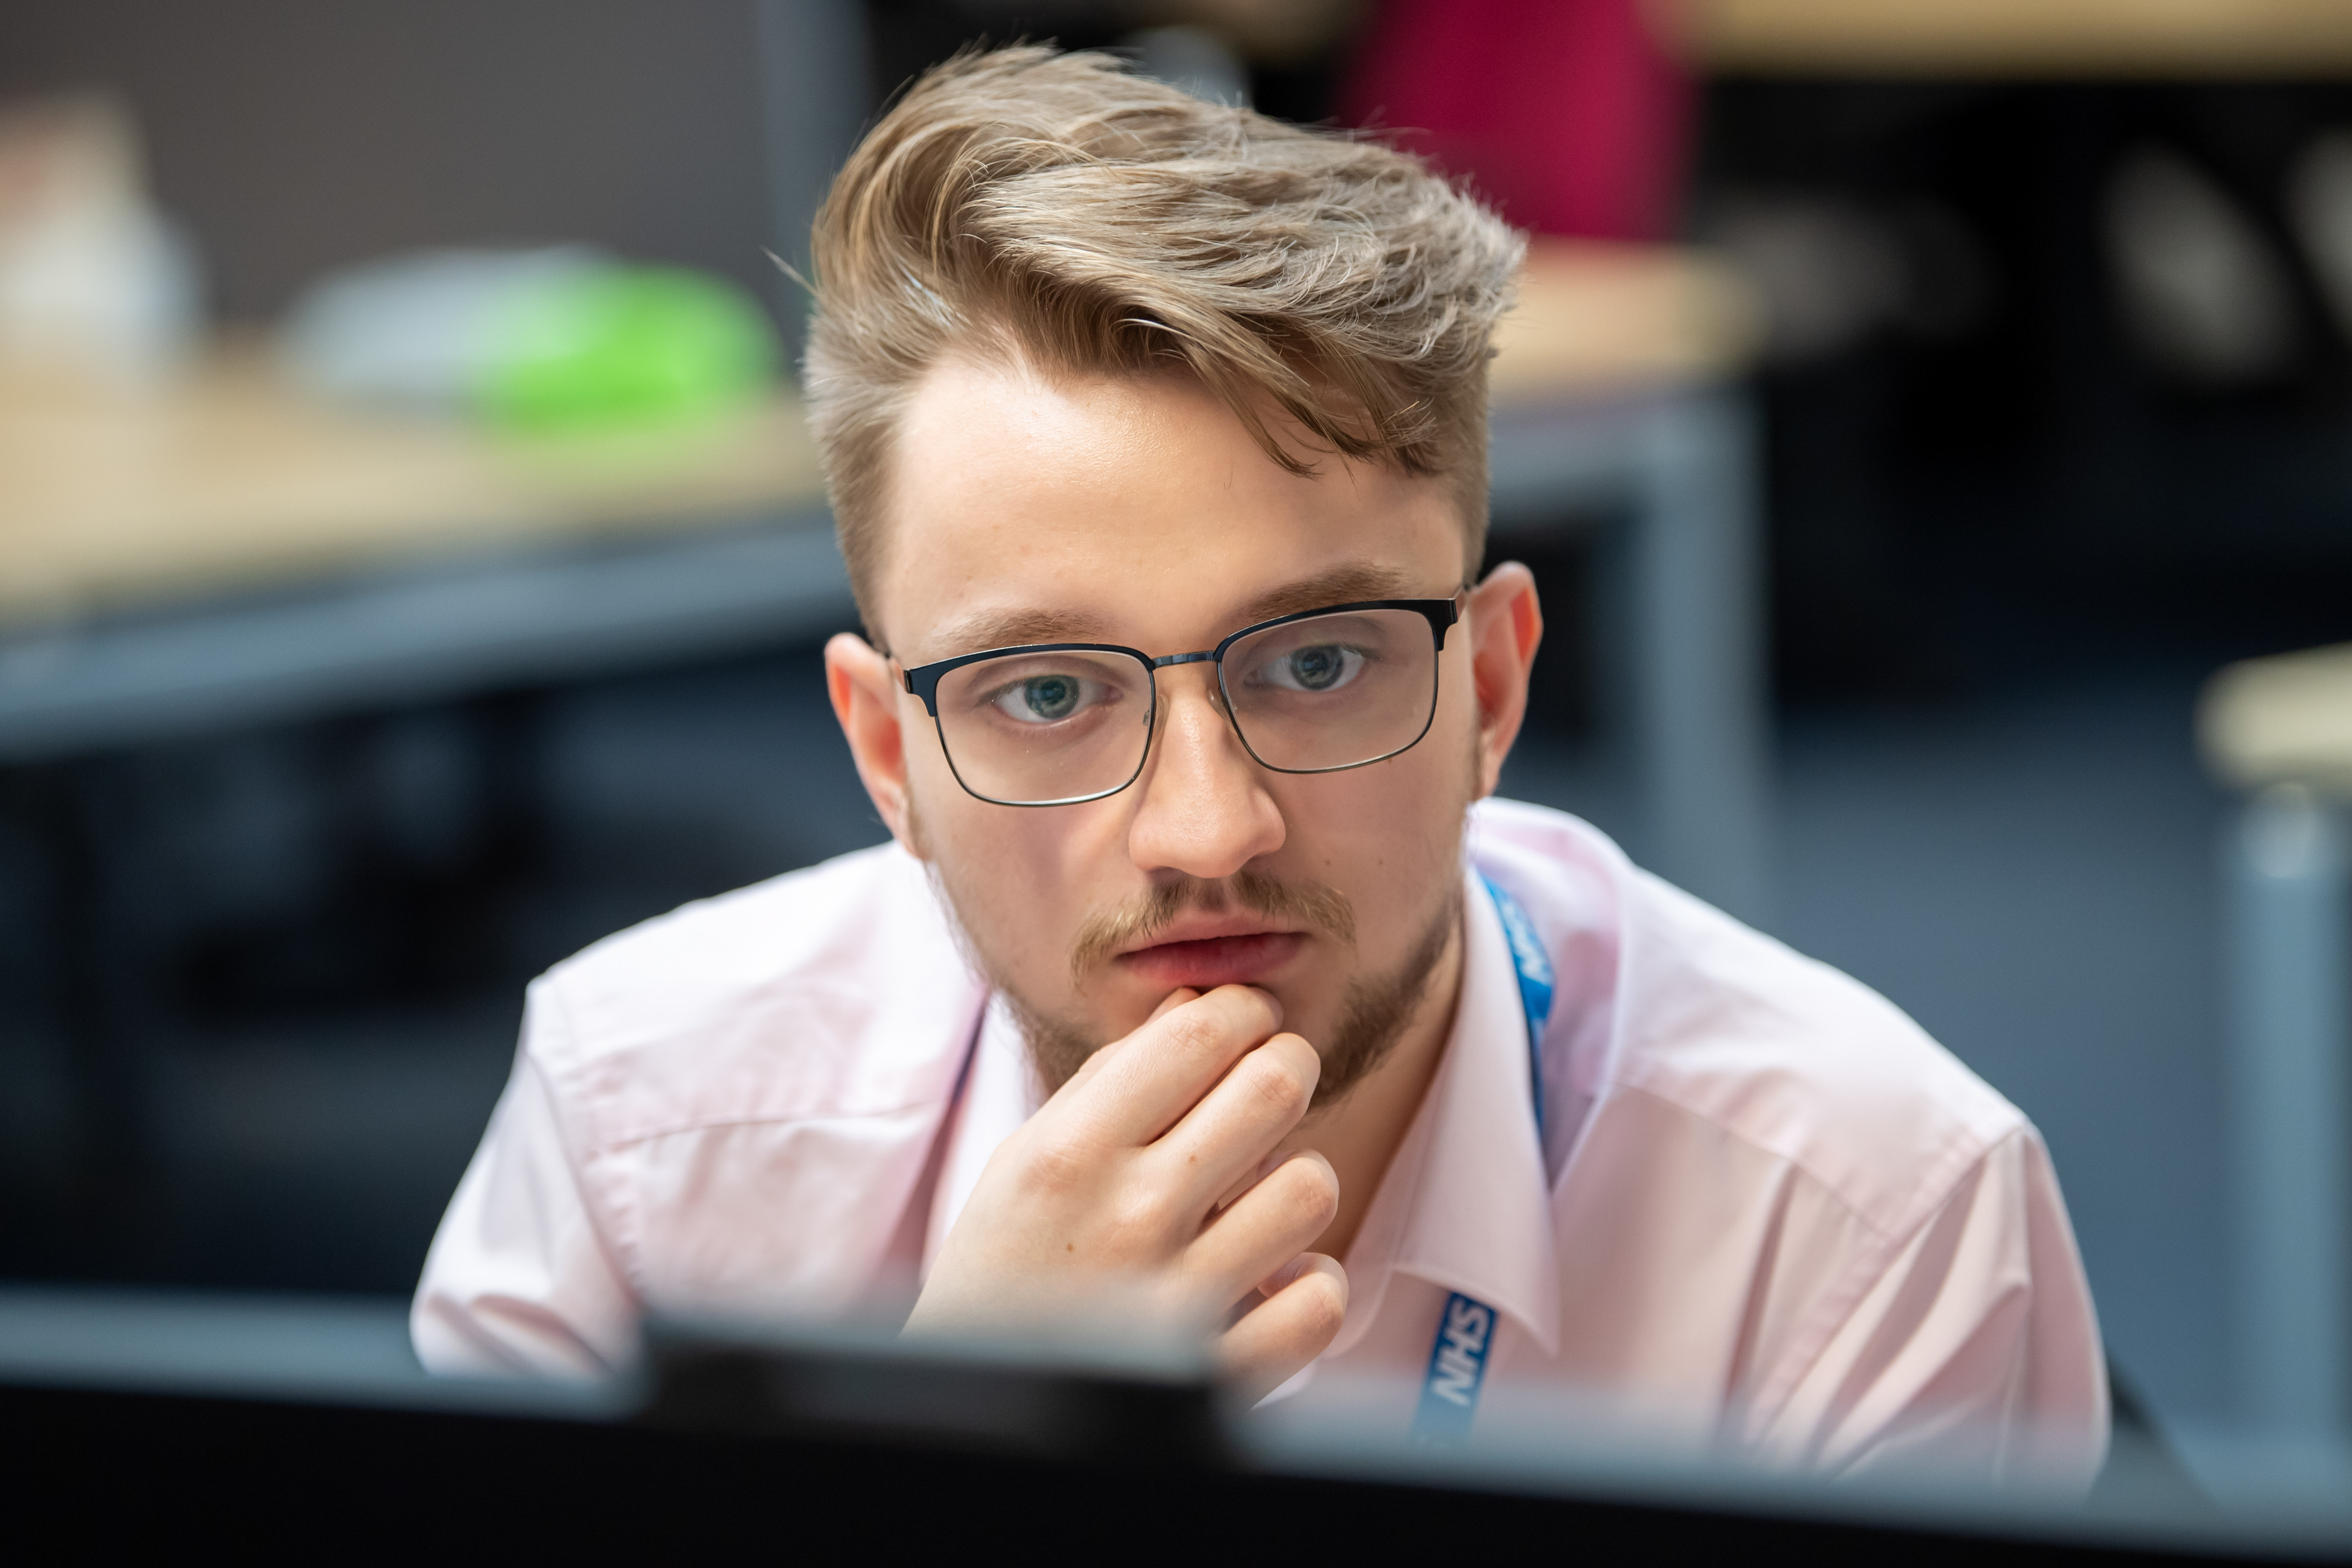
[904,984,1347,1403]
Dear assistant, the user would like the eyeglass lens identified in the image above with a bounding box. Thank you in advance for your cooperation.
[929,607,1440,806]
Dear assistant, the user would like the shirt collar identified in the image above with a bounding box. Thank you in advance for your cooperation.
[1328,867,1563,1357]
[923,995,1038,1279]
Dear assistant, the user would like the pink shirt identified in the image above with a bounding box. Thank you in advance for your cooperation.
[413,798,2108,1484]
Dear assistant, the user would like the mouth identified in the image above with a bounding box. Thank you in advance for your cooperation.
[1114,922,1307,990]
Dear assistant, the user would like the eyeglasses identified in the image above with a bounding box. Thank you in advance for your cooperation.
[900,598,1463,807]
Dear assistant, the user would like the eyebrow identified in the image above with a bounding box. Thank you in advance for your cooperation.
[1227,563,1427,629]
[918,563,1438,664]
[921,605,1115,660]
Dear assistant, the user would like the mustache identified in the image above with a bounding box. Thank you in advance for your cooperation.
[1068,870,1356,985]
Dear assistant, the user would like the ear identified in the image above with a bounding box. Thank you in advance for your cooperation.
[1466,561,1543,798]
[825,632,922,855]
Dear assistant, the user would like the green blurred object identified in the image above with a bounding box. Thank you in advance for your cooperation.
[478,266,778,431]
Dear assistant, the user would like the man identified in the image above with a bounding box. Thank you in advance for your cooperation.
[414,46,2106,1483]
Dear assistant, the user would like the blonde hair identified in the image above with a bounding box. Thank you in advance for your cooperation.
[802,45,1524,636]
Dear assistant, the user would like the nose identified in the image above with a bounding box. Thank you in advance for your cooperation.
[1125,665,1285,879]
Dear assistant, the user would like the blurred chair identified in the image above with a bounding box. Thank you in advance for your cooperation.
[2200,644,2352,1437]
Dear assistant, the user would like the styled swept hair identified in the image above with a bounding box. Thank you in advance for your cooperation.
[802,44,1524,637]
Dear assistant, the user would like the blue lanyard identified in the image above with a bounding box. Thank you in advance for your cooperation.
[1408,874,1554,1445]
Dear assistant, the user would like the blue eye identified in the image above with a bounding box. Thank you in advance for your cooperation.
[1259,644,1365,693]
[1288,646,1346,690]
[1021,676,1078,718]
[989,672,1102,724]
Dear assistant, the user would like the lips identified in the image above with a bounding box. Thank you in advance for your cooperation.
[1115,931,1306,990]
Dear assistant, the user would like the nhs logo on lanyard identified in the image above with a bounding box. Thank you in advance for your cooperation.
[1406,878,1550,1447]
[1412,1293,1497,1442]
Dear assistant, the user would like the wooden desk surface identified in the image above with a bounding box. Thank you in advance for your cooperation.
[1683,0,2352,77]
[0,341,828,623]
[0,246,1758,627]
[1494,240,1763,403]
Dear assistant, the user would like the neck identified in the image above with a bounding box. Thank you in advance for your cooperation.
[1283,911,1466,1264]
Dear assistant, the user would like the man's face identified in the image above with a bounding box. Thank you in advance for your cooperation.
[841,356,1516,1098]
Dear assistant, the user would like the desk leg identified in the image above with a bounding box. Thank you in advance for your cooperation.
[1628,388,1772,924]
[2227,784,2350,1435]
[23,760,152,1248]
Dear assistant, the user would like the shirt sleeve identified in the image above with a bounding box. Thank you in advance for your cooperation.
[1758,1129,2111,1491]
[410,994,640,1378]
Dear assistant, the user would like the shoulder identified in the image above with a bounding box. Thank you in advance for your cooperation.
[525,841,986,1153]
[1471,798,2025,1245]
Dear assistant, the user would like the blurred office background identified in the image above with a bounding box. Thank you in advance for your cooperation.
[6,0,2352,1447]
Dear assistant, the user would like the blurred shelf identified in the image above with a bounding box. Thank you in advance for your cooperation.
[1684,0,2352,77]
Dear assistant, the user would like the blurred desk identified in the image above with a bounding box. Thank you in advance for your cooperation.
[1491,243,1770,919]
[1686,0,2352,76]
[0,342,831,615]
[0,345,847,756]
[0,246,1768,913]
[2200,646,2352,1439]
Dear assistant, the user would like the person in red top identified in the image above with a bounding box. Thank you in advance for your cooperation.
[1342,0,1692,242]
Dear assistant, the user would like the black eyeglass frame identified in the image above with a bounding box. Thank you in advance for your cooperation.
[898,596,1463,807]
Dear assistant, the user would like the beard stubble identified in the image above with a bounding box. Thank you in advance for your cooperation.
[992,866,1462,1110]
[913,726,1481,1112]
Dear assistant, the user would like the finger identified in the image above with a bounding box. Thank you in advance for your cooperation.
[1151,1031,1321,1212]
[1054,1042,1119,1101]
[1181,1150,1338,1305]
[1216,1253,1347,1405]
[1148,987,1199,1024]
[1213,1149,1279,1215]
[1047,987,1200,1106]
[1077,984,1282,1146]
